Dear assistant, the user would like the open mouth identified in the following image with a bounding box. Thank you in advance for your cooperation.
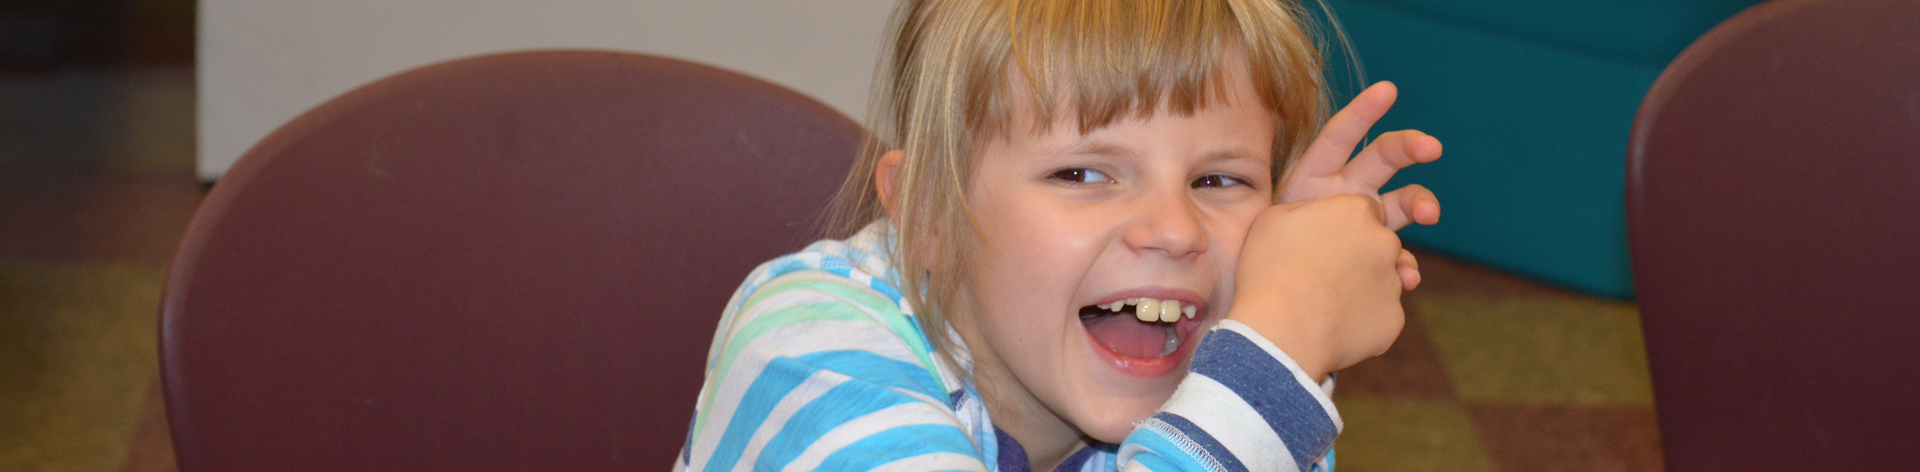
[1078,297,1202,360]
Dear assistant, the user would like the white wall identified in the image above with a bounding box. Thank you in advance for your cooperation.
[198,0,894,181]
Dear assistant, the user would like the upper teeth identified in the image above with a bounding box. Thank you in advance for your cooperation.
[1111,297,1196,323]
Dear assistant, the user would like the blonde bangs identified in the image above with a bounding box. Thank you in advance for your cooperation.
[991,0,1328,182]
[823,0,1332,364]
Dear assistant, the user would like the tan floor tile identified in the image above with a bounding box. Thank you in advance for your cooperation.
[1332,398,1495,472]
[1415,295,1654,406]
[0,262,166,472]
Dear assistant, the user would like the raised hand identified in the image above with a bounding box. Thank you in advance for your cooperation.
[1229,194,1408,382]
[1279,81,1442,290]
[1281,81,1442,231]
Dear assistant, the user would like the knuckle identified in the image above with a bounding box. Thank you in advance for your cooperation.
[1361,195,1385,214]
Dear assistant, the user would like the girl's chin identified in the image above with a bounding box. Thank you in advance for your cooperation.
[1065,353,1189,443]
[1069,395,1169,444]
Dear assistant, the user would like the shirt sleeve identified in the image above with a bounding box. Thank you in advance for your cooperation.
[678,272,989,472]
[1116,320,1343,472]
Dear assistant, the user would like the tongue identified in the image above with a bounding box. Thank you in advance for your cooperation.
[1083,314,1170,359]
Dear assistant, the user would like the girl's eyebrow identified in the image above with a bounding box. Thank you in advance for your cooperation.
[1203,148,1263,165]
[1026,138,1134,164]
[1044,137,1264,166]
[1057,139,1132,159]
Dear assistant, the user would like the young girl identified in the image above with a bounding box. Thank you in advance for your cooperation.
[678,0,1442,471]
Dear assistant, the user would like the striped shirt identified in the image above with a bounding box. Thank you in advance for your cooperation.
[676,221,1341,472]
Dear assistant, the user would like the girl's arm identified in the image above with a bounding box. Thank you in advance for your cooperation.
[1117,193,1400,472]
[1119,320,1341,472]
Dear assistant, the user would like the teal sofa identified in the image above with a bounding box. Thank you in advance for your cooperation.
[1323,0,1763,298]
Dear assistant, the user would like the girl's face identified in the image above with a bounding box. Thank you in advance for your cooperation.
[952,68,1276,443]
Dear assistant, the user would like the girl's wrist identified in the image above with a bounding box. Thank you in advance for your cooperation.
[1225,297,1335,382]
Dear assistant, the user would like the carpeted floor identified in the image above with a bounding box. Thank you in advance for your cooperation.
[0,3,1664,470]
[1,2,198,470]
[0,67,199,471]
[1331,256,1664,472]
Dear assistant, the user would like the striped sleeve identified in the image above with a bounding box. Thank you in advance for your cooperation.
[1117,320,1342,472]
[679,270,988,472]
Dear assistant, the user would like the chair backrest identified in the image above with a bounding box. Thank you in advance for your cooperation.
[160,51,864,471]
[1626,0,1920,470]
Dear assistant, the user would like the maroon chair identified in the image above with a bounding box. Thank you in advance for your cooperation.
[160,51,863,471]
[1627,0,1920,470]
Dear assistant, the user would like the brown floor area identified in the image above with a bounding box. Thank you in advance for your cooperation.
[0,104,194,472]
[2,2,194,471]
[1335,298,1456,400]
[1466,404,1663,472]
[120,379,175,472]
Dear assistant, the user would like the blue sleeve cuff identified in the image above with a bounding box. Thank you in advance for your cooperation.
[1118,320,1343,472]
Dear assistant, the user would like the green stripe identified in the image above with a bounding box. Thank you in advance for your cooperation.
[690,272,946,446]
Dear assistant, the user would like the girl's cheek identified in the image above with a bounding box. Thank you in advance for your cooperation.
[1209,214,1257,289]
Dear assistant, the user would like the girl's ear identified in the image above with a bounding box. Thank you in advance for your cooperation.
[876,150,905,220]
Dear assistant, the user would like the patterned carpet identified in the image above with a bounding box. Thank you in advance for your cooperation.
[0,5,1665,470]
[1332,255,1664,472]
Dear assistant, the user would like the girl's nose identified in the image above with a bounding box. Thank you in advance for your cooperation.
[1122,187,1207,258]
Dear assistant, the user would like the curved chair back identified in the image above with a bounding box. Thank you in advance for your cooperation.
[1627,1,1920,470]
[161,51,863,471]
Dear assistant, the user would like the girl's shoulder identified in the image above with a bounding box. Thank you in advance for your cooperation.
[735,221,907,314]
[704,220,955,385]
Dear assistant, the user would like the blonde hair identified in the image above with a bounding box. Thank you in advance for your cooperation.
[824,0,1334,360]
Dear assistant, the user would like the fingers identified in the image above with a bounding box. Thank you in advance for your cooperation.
[1379,184,1440,230]
[1397,249,1421,291]
[1289,81,1399,181]
[1342,129,1442,192]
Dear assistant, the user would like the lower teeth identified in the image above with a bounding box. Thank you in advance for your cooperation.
[1159,324,1179,356]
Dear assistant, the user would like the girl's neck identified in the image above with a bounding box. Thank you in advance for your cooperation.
[967,342,1085,471]
[947,290,1085,471]
[975,364,1082,468]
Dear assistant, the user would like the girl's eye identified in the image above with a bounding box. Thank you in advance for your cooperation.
[1192,174,1247,189]
[1049,168,1114,184]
